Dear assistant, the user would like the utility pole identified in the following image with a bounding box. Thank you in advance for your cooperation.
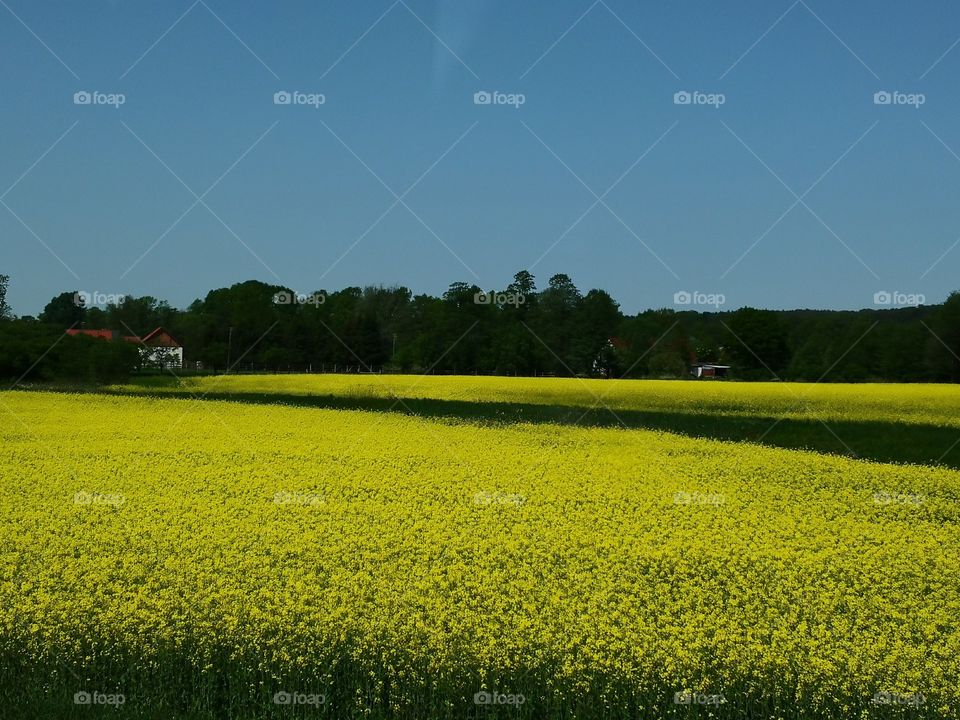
[226,326,234,373]
[392,333,397,360]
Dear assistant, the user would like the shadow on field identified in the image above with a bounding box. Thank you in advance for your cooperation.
[93,388,960,470]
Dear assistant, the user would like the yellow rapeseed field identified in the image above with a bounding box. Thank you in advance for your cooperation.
[113,374,960,429]
[1,383,958,718]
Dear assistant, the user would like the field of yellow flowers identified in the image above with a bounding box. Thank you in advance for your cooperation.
[2,381,959,718]
[114,374,960,429]
[113,374,960,469]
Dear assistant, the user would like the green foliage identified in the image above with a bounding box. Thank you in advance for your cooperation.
[10,273,960,382]
[726,308,790,379]
[926,291,960,382]
[0,275,11,320]
[39,291,84,328]
[0,323,138,384]
[647,349,689,378]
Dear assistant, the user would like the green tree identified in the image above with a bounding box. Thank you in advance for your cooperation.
[0,275,11,320]
[106,296,176,337]
[573,289,621,375]
[0,322,137,383]
[926,292,960,381]
[40,291,85,328]
[648,349,688,378]
[507,270,537,300]
[727,308,789,379]
[531,274,583,374]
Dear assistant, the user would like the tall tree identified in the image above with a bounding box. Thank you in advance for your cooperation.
[508,270,537,299]
[572,288,621,374]
[40,291,85,328]
[926,292,960,381]
[727,308,790,379]
[0,275,11,320]
[106,296,177,336]
[532,274,583,374]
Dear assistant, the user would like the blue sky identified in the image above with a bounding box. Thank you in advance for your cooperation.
[2,0,960,316]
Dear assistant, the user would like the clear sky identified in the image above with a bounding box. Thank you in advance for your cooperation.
[2,0,960,316]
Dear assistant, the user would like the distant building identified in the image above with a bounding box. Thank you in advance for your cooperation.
[65,326,184,369]
[691,363,730,379]
[137,327,184,369]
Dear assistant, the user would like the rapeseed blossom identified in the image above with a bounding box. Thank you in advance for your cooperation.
[1,386,957,718]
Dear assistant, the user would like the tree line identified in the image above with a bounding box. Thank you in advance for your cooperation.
[2,271,960,383]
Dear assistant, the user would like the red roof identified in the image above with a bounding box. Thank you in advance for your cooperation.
[66,329,114,340]
[140,327,182,348]
[65,326,182,348]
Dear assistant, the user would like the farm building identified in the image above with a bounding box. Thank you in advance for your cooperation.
[691,363,730,379]
[66,326,184,369]
[137,327,184,369]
